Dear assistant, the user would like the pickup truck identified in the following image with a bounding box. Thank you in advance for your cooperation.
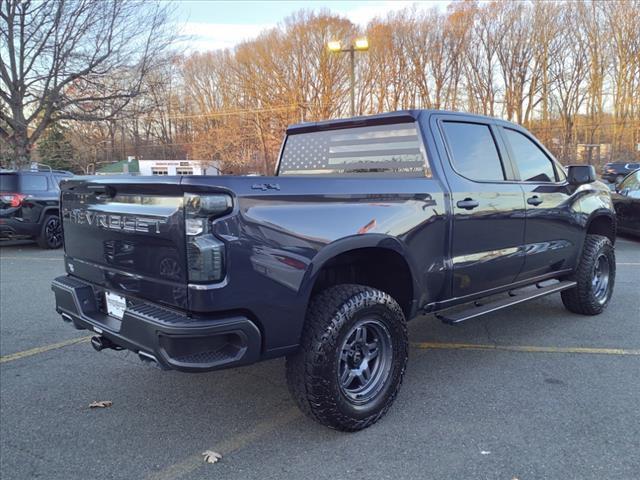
[52,110,616,431]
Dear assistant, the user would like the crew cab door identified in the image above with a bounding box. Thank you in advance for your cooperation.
[431,114,526,298]
[497,126,582,281]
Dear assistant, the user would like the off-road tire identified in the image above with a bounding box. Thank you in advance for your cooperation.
[37,214,63,249]
[286,284,408,431]
[561,234,615,315]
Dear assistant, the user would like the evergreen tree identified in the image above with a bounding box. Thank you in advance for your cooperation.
[36,124,75,171]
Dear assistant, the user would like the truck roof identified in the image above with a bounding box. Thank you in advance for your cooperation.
[286,109,513,134]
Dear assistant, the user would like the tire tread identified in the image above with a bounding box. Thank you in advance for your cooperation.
[561,234,615,315]
[286,284,407,431]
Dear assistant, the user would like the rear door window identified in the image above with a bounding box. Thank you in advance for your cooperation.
[441,122,505,181]
[19,174,49,191]
[503,128,557,182]
[279,123,429,177]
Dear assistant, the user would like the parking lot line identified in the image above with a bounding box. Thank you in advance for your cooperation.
[0,256,61,261]
[410,342,640,356]
[0,336,92,364]
[146,407,301,480]
[4,336,639,366]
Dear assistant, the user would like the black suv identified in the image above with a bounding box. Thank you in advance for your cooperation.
[601,162,640,184]
[0,166,73,248]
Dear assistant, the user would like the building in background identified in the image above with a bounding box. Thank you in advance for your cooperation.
[96,158,220,176]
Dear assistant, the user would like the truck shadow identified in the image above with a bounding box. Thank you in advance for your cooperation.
[85,294,594,440]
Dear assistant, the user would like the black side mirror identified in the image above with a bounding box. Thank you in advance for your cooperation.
[567,165,596,186]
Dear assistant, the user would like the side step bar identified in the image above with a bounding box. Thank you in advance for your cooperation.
[437,280,577,325]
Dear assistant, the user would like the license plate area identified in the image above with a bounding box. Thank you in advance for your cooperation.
[105,291,127,320]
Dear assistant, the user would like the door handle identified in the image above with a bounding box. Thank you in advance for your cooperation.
[527,195,543,206]
[456,198,479,210]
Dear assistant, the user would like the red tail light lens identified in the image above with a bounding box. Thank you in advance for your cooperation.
[1,193,27,207]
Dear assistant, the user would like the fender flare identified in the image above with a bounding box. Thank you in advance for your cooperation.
[584,209,616,242]
[298,234,421,314]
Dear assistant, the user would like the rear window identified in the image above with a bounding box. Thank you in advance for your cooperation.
[19,174,48,191]
[279,123,429,176]
[0,173,19,191]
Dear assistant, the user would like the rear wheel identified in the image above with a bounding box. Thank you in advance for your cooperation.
[37,215,63,249]
[286,284,408,431]
[561,234,615,315]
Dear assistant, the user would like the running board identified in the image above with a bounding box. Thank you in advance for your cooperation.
[437,280,577,325]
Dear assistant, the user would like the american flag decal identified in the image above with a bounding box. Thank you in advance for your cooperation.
[280,123,426,176]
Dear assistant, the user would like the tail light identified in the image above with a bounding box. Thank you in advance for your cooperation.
[0,193,27,208]
[184,193,233,283]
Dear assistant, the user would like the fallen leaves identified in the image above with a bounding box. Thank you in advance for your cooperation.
[88,400,113,409]
[202,450,222,464]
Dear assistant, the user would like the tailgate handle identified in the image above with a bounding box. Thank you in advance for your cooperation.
[88,185,116,198]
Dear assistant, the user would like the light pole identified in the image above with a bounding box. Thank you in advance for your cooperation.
[328,37,369,117]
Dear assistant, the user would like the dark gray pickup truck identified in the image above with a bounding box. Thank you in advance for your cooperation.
[52,110,616,431]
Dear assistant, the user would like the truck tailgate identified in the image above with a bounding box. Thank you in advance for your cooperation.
[60,178,189,309]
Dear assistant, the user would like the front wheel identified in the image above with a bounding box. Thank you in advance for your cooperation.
[37,215,63,249]
[561,234,615,315]
[286,284,408,431]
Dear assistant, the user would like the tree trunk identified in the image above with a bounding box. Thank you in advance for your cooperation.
[11,128,32,168]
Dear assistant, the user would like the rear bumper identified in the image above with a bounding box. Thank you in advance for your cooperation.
[51,275,262,372]
[0,218,40,239]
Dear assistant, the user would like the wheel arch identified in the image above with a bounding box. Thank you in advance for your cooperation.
[39,206,60,223]
[300,235,420,319]
[585,211,616,244]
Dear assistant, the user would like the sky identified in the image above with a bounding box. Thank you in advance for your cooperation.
[175,0,451,51]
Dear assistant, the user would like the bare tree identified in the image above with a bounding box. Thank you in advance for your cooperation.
[0,0,174,166]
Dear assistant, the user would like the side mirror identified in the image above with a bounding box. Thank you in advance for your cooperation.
[567,165,596,186]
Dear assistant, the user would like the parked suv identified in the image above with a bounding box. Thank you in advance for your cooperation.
[601,162,640,184]
[52,110,616,431]
[0,166,73,248]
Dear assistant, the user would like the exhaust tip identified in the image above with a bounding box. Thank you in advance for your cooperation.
[138,351,158,363]
[90,336,105,352]
[138,351,168,370]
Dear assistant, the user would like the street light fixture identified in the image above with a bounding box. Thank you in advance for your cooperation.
[327,37,369,117]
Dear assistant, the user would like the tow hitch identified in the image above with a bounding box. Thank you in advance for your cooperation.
[90,336,123,352]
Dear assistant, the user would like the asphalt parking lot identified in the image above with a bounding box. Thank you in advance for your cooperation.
[1,237,639,480]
